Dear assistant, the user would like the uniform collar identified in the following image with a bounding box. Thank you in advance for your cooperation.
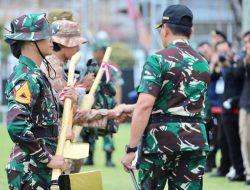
[168,39,189,47]
[19,55,41,72]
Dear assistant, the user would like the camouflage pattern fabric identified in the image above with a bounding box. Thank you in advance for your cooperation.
[138,151,207,190]
[52,20,87,47]
[110,65,124,87]
[5,56,59,189]
[137,39,210,154]
[42,54,67,93]
[85,59,118,133]
[103,134,114,152]
[137,39,209,189]
[42,54,108,173]
[41,55,109,127]
[81,59,118,152]
[4,13,59,43]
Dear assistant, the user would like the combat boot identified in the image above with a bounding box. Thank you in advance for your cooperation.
[83,151,94,166]
[105,151,116,167]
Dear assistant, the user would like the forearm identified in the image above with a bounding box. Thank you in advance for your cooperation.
[74,109,108,125]
[128,103,152,148]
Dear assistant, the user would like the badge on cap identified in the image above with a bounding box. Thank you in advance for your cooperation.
[14,81,32,104]
[163,16,169,20]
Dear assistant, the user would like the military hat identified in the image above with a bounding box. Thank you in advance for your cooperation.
[156,4,193,29]
[4,13,59,44]
[48,9,73,23]
[92,40,109,52]
[52,20,87,47]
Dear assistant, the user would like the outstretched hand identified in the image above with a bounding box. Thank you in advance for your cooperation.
[107,104,134,123]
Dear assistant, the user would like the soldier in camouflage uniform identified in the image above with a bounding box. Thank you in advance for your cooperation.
[92,40,121,167]
[41,18,120,172]
[83,42,119,166]
[3,13,68,190]
[121,5,210,190]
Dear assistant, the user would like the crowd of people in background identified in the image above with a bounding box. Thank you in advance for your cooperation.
[197,29,250,185]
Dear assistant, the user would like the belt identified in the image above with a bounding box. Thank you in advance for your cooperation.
[31,125,58,138]
[148,113,204,124]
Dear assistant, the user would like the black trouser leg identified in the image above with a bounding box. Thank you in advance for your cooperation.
[222,113,244,175]
[218,118,231,174]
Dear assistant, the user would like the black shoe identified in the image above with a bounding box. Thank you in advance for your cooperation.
[204,165,213,173]
[210,170,227,177]
[83,157,94,166]
[228,174,245,182]
[105,161,116,167]
[245,180,250,185]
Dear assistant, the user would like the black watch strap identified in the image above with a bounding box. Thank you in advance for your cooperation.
[125,144,137,153]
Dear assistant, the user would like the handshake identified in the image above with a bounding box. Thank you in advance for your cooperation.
[107,104,135,123]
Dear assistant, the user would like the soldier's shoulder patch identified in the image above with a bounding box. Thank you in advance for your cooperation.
[14,81,32,104]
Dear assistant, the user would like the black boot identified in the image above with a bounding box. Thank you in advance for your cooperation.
[83,151,94,166]
[105,151,115,167]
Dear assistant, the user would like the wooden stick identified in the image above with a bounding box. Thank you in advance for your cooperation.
[50,52,81,189]
[72,47,112,142]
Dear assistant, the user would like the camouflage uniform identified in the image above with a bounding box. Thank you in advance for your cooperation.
[81,59,118,165]
[137,39,210,190]
[41,20,109,173]
[91,40,122,166]
[4,13,59,190]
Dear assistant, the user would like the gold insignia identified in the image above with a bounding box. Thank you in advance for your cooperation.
[163,16,170,20]
[14,81,32,104]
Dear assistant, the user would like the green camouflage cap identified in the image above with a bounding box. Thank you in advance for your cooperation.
[4,13,59,44]
[92,40,109,52]
[48,9,73,23]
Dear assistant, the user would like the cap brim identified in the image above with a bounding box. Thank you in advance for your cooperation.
[4,25,58,42]
[155,23,163,29]
[52,36,88,47]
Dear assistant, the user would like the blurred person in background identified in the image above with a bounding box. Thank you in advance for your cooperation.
[210,41,244,181]
[211,30,227,49]
[197,42,219,173]
[83,40,122,167]
[234,31,250,185]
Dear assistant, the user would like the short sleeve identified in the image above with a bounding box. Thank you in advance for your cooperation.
[137,55,163,97]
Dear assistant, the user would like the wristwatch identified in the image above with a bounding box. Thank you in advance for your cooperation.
[125,144,137,153]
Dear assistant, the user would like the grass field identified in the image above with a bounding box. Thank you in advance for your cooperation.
[1,123,250,190]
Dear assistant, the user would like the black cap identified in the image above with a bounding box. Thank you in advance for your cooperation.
[156,4,193,29]
[211,30,227,41]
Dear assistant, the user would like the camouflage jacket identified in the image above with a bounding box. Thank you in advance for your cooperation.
[5,56,59,172]
[42,54,67,93]
[85,59,118,133]
[42,55,109,128]
[137,39,210,153]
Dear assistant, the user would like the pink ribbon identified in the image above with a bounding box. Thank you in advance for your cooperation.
[102,61,119,83]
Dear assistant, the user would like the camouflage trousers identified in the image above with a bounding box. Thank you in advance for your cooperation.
[6,169,51,190]
[103,134,114,152]
[138,151,207,190]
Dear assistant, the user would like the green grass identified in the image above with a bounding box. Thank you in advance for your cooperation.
[0,123,250,190]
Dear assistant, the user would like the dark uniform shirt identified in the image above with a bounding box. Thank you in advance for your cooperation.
[137,39,210,154]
